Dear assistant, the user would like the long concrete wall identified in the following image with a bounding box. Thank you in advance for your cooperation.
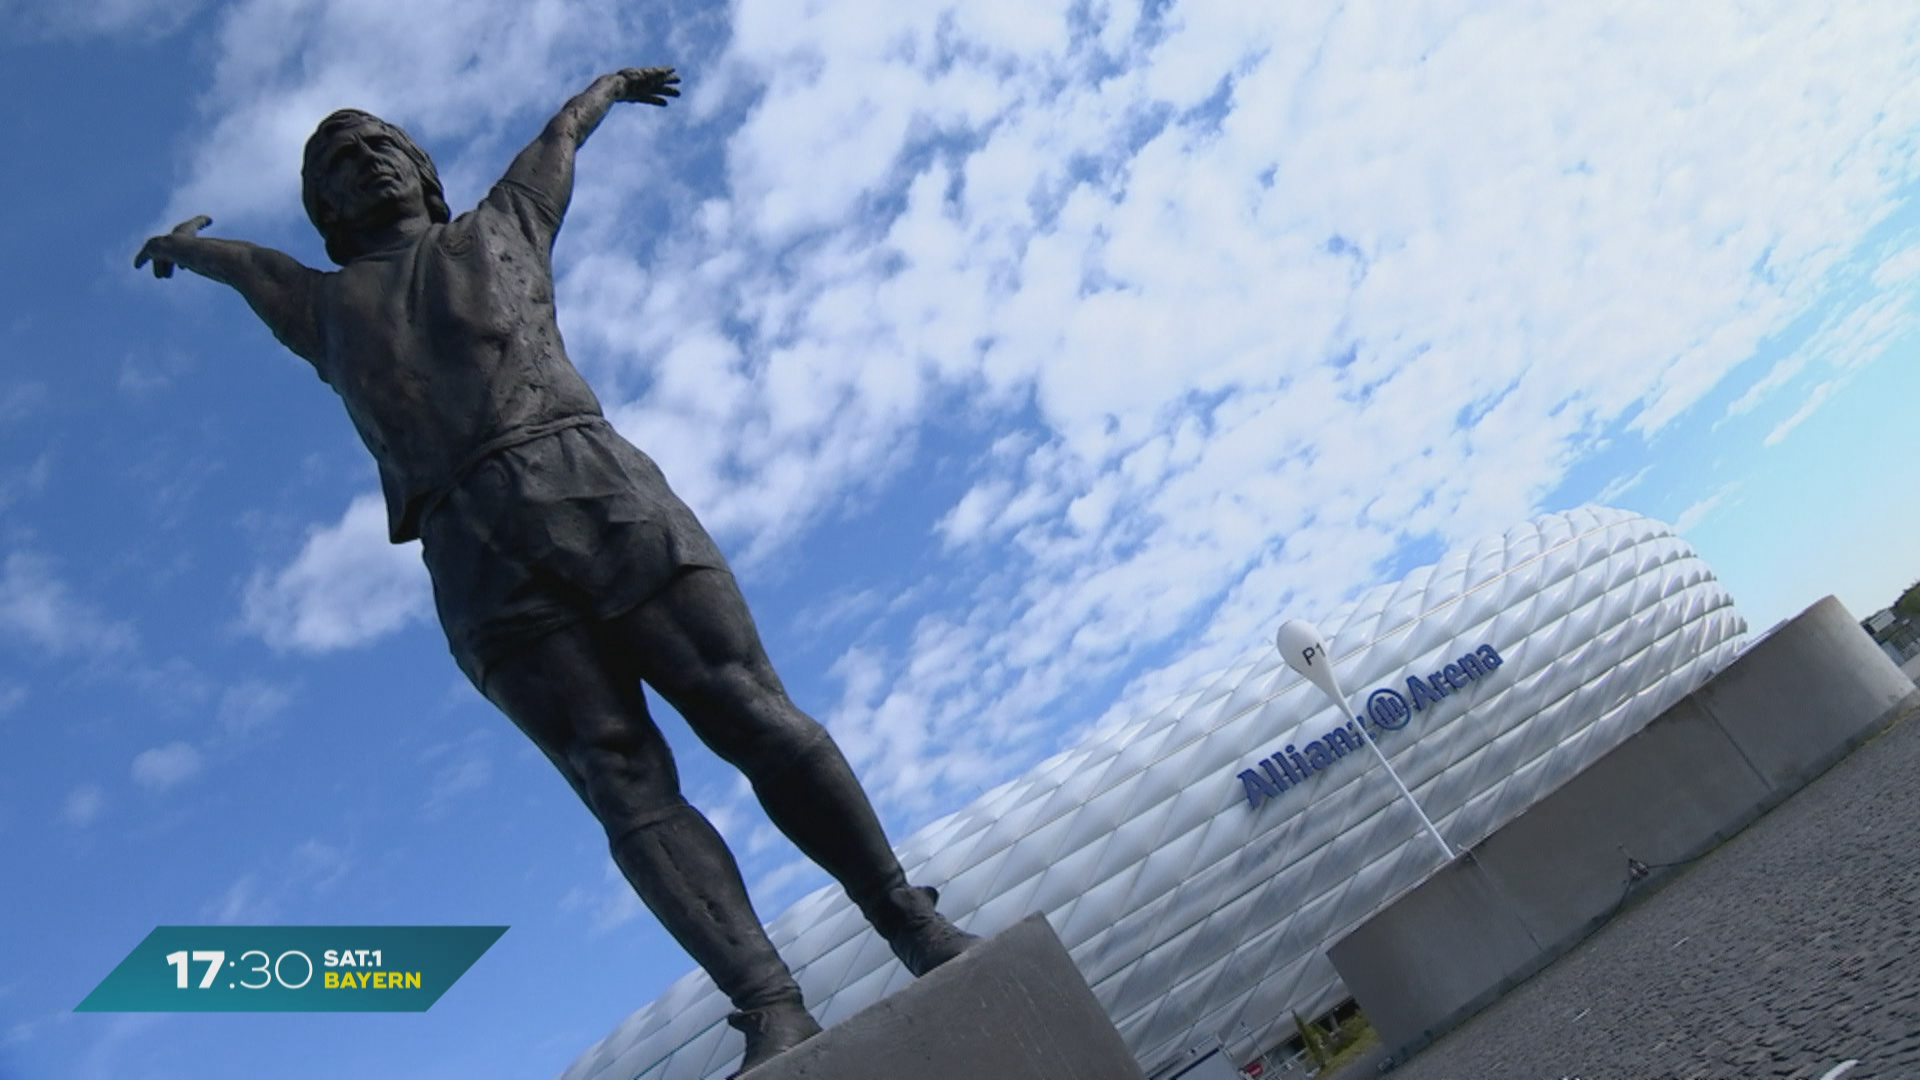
[1327,596,1920,1062]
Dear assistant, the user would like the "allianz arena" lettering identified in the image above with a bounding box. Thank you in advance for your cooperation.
[1237,644,1505,810]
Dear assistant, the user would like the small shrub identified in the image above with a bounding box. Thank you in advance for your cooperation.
[1293,1010,1331,1070]
[1898,579,1920,619]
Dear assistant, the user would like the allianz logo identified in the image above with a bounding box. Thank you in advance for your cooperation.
[1237,643,1505,810]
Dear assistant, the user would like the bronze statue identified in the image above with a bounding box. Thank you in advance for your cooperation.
[137,67,972,1075]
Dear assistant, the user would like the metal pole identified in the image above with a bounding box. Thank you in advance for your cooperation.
[1276,618,1454,862]
[1350,707,1454,861]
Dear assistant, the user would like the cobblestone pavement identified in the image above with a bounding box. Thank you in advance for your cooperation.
[1373,700,1920,1080]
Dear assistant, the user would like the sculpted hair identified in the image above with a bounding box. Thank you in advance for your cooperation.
[301,110,451,265]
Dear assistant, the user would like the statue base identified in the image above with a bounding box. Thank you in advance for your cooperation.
[751,913,1146,1080]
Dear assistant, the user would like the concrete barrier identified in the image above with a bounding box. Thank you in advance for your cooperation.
[1327,596,1920,1061]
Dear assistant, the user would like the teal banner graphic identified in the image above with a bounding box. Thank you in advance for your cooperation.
[77,926,507,1012]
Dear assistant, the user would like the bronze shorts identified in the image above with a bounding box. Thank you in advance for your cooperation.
[418,419,729,689]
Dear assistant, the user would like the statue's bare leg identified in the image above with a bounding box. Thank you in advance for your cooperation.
[609,568,976,975]
[477,622,819,1073]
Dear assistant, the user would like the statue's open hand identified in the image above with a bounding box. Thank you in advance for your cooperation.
[608,67,680,107]
[134,216,213,279]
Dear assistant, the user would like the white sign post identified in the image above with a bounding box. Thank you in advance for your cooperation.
[1275,619,1454,861]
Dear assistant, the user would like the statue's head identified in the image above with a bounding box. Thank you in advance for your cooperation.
[301,109,450,264]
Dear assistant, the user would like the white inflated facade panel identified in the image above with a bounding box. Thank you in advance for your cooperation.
[563,506,1747,1080]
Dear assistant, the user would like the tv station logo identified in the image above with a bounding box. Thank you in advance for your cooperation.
[76,926,506,1012]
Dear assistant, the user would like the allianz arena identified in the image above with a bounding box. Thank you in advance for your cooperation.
[562,506,1747,1080]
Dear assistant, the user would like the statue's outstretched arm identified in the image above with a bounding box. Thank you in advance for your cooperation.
[136,216,322,361]
[499,67,680,224]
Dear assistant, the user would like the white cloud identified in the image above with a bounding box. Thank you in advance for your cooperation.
[0,552,137,660]
[1724,351,1815,421]
[132,742,203,791]
[63,784,105,827]
[216,679,294,736]
[204,875,276,925]
[1763,379,1841,448]
[937,480,1014,549]
[421,733,495,816]
[1594,467,1653,507]
[1675,485,1740,535]
[197,842,353,929]
[0,452,50,513]
[0,682,25,716]
[0,382,48,424]
[117,349,194,399]
[241,494,432,652]
[788,587,886,641]
[290,839,351,891]
[747,855,824,908]
[560,862,644,933]
[56,1013,166,1080]
[1872,240,1920,289]
[425,753,492,812]
[0,0,206,41]
[1726,289,1913,420]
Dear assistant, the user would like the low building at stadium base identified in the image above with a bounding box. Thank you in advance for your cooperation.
[560,506,1747,1080]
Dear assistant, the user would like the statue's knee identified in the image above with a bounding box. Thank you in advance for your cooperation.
[733,716,833,782]
[570,745,680,827]
[603,798,694,849]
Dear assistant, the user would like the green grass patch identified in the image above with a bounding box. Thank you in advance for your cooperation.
[1319,1013,1380,1075]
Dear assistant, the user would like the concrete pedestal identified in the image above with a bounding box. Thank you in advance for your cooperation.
[748,913,1146,1080]
[1328,595,1920,1062]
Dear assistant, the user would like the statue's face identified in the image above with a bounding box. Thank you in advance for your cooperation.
[312,121,430,235]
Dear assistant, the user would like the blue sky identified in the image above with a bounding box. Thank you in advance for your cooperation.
[3,2,1918,1078]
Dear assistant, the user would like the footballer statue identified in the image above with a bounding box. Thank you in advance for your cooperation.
[136,67,973,1075]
